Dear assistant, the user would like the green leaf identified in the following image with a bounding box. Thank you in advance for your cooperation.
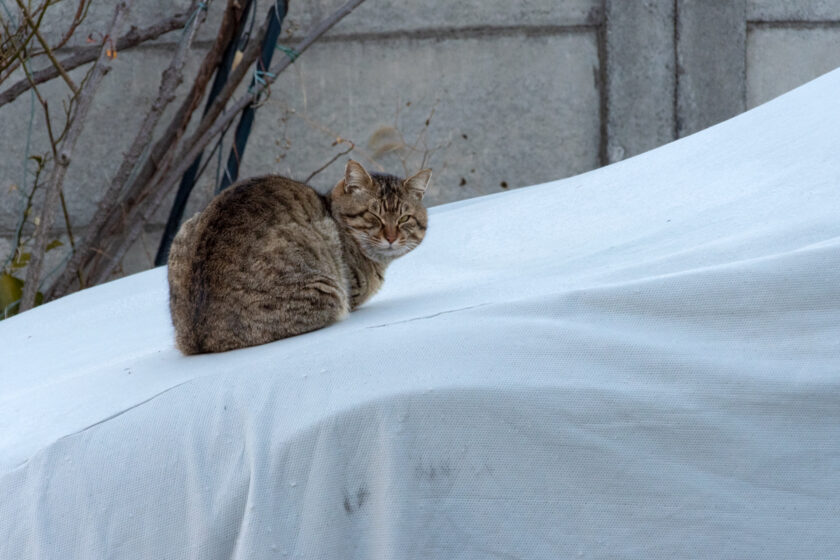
[11,252,31,269]
[45,240,63,252]
[0,273,23,318]
[0,274,44,319]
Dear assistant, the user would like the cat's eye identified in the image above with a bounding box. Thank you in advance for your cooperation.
[398,215,411,225]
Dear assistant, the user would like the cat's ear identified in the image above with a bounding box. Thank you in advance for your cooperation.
[344,160,373,194]
[404,168,432,200]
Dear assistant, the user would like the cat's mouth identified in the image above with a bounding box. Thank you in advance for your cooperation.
[355,234,412,260]
[374,243,411,258]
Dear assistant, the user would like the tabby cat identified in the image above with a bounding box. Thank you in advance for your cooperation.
[167,160,431,354]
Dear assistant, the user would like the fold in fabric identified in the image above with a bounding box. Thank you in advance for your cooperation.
[2,69,840,559]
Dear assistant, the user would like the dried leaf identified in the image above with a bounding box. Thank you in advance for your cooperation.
[368,126,404,159]
[231,50,243,71]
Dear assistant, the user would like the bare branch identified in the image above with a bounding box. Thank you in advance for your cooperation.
[114,0,257,209]
[0,12,190,108]
[4,0,90,66]
[0,7,39,77]
[159,8,273,177]
[72,8,273,287]
[14,0,78,93]
[49,0,245,298]
[20,0,133,311]
[103,0,208,220]
[159,0,366,198]
[51,0,91,53]
[89,0,368,285]
[160,0,367,203]
[304,139,355,184]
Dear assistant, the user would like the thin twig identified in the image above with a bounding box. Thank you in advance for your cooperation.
[275,96,382,170]
[161,0,368,202]
[76,6,273,286]
[304,139,354,184]
[40,99,58,159]
[59,192,76,249]
[49,0,246,298]
[90,0,368,285]
[0,12,190,108]
[191,131,227,189]
[4,156,45,273]
[14,0,78,93]
[0,6,40,77]
[19,0,133,311]
[103,0,207,215]
[51,0,90,53]
[45,0,167,291]
[3,0,90,65]
[155,7,273,179]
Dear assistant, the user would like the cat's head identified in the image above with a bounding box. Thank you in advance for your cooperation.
[330,160,431,262]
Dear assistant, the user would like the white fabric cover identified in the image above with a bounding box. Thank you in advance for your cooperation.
[2,69,839,559]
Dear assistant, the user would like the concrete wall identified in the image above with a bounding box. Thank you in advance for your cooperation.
[2,0,840,279]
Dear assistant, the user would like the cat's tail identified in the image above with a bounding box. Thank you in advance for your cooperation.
[167,214,204,355]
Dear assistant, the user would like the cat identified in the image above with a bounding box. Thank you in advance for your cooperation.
[167,160,431,355]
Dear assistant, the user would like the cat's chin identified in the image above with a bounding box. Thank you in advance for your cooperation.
[368,245,411,262]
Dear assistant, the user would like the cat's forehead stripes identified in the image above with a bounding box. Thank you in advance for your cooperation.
[370,172,402,194]
[369,172,405,213]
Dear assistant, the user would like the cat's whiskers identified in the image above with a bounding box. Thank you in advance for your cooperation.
[168,160,430,354]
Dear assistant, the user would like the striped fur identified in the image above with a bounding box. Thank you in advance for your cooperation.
[167,161,430,354]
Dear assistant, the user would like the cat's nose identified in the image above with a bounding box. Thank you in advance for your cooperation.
[384,228,398,243]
